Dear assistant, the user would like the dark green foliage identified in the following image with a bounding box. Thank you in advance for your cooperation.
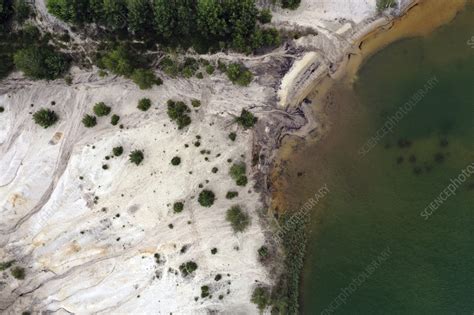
[258,9,272,24]
[46,0,90,24]
[214,274,221,281]
[93,102,111,116]
[179,261,198,277]
[228,132,236,141]
[251,286,270,311]
[191,99,201,108]
[131,69,162,89]
[171,156,181,166]
[113,146,123,156]
[258,245,269,261]
[127,0,153,35]
[226,191,238,199]
[82,114,97,128]
[137,98,152,111]
[226,63,253,86]
[14,46,68,80]
[198,189,215,207]
[226,205,250,232]
[236,109,258,129]
[102,0,128,30]
[11,266,25,280]
[13,0,31,23]
[100,45,133,76]
[205,64,215,75]
[230,162,247,186]
[129,149,144,165]
[167,100,191,129]
[111,114,120,125]
[173,201,184,213]
[32,108,58,128]
[377,0,397,11]
[211,248,217,255]
[201,285,210,298]
[281,0,301,10]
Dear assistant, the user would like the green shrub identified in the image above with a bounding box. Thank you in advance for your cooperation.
[113,146,123,156]
[137,98,152,111]
[100,46,134,76]
[82,114,97,128]
[228,132,236,141]
[160,57,179,77]
[226,191,238,199]
[171,156,181,166]
[251,286,270,311]
[377,0,397,11]
[205,64,215,75]
[226,205,250,232]
[129,149,144,165]
[258,246,269,261]
[32,108,58,128]
[198,189,215,207]
[211,248,217,255]
[236,109,258,129]
[281,0,301,9]
[131,68,162,89]
[167,100,191,129]
[173,201,184,213]
[226,63,253,86]
[179,261,198,277]
[11,266,25,280]
[14,46,68,80]
[93,102,111,116]
[191,99,201,108]
[215,274,222,281]
[236,176,248,186]
[111,114,120,125]
[201,285,210,298]
[258,9,272,24]
[230,162,248,186]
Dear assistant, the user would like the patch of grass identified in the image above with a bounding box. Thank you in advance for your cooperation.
[173,201,184,213]
[236,109,257,129]
[93,102,111,116]
[32,108,58,128]
[137,98,152,111]
[112,146,123,157]
[179,261,198,277]
[226,205,250,232]
[129,149,144,165]
[82,114,97,128]
[198,189,215,207]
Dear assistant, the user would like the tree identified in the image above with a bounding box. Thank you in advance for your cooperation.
[82,114,97,127]
[33,108,58,128]
[226,205,250,232]
[137,98,152,111]
[129,149,144,165]
[100,46,134,76]
[111,114,120,125]
[167,100,191,129]
[230,162,248,186]
[46,0,90,24]
[93,102,111,116]
[198,189,215,207]
[251,286,270,311]
[13,0,31,23]
[236,109,258,129]
[14,46,68,80]
[131,69,162,89]
[103,0,128,30]
[152,0,174,39]
[126,0,153,35]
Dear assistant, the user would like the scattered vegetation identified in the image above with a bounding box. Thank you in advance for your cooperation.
[236,109,258,129]
[93,102,111,116]
[82,114,97,128]
[167,100,191,129]
[179,261,198,277]
[230,162,248,187]
[11,266,25,280]
[251,286,270,311]
[112,146,123,157]
[32,108,58,128]
[173,201,184,213]
[198,189,215,207]
[226,205,250,232]
[226,63,253,86]
[137,98,152,111]
[129,149,144,165]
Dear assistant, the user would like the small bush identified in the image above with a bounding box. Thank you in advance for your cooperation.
[179,261,198,277]
[251,286,270,311]
[131,69,162,89]
[236,109,258,129]
[201,285,210,298]
[11,266,25,280]
[377,0,396,11]
[198,190,215,207]
[129,150,144,165]
[171,156,181,166]
[167,100,191,129]
[230,162,248,186]
[14,46,68,80]
[191,99,201,108]
[258,246,269,261]
[0,260,14,271]
[228,132,237,141]
[82,114,97,128]
[137,98,152,111]
[32,108,58,128]
[205,65,215,75]
[93,102,111,116]
[173,202,184,213]
[113,146,123,157]
[111,114,120,125]
[258,9,272,24]
[226,63,253,86]
[211,248,218,255]
[215,274,222,281]
[226,205,250,232]
[226,191,239,199]
[0,106,4,113]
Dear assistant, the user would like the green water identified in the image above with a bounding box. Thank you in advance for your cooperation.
[291,6,474,315]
